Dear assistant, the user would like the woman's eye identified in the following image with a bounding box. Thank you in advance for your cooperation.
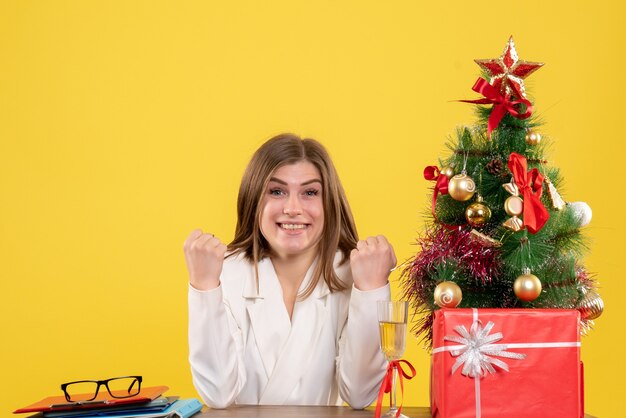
[304,189,319,197]
[269,188,284,196]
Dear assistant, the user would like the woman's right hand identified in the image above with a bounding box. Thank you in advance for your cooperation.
[183,229,227,291]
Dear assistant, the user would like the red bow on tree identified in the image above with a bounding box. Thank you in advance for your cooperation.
[461,78,533,139]
[508,152,549,234]
[424,165,449,218]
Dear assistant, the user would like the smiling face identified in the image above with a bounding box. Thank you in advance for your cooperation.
[259,161,324,260]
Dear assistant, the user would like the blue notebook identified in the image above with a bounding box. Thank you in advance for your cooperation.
[43,397,175,418]
[37,398,202,418]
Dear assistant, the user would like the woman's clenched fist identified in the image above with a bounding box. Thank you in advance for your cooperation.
[183,229,227,291]
[349,235,396,291]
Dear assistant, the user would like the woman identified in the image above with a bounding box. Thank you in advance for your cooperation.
[184,133,396,409]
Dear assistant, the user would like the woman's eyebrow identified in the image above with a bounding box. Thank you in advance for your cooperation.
[268,177,322,186]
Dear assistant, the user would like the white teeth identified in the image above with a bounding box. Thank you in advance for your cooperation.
[281,224,307,230]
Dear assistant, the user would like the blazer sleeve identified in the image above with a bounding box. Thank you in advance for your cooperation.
[188,284,247,409]
[336,283,390,409]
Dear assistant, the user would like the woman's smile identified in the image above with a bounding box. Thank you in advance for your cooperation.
[278,223,309,231]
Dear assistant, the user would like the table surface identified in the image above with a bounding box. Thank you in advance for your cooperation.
[196,405,597,417]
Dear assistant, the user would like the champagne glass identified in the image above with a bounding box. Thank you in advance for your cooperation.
[377,300,409,418]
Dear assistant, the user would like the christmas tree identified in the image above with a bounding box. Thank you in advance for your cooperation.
[401,36,603,347]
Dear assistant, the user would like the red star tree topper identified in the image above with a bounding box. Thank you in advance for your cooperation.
[474,36,543,99]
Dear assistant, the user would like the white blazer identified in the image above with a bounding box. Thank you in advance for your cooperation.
[188,252,390,409]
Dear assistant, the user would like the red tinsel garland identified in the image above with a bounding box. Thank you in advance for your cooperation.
[404,226,501,284]
[401,226,503,346]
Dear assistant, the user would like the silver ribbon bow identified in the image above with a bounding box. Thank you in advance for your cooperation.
[444,320,526,378]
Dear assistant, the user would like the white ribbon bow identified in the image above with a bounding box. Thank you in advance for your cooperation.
[444,320,526,378]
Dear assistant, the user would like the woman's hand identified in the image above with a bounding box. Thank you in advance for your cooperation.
[183,229,227,291]
[350,235,397,291]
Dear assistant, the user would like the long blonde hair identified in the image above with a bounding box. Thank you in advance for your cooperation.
[228,133,358,298]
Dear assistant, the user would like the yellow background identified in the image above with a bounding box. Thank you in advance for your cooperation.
[1,1,624,416]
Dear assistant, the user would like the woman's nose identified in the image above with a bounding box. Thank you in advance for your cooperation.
[283,195,303,215]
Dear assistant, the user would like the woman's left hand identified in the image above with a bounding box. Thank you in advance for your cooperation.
[350,235,397,291]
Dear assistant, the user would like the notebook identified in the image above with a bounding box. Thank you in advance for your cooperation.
[13,386,169,414]
[41,398,202,418]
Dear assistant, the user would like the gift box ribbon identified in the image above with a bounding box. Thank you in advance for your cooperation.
[432,309,580,418]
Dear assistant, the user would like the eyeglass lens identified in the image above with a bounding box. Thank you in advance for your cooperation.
[106,377,140,397]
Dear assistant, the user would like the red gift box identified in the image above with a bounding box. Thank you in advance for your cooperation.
[431,308,583,418]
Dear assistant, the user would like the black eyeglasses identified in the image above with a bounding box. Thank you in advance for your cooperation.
[61,376,142,402]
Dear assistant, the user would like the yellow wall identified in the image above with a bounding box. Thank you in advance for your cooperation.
[1,1,623,416]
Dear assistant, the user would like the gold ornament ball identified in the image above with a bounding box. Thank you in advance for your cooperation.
[514,269,542,302]
[447,173,476,201]
[504,196,524,216]
[465,201,492,228]
[434,281,463,308]
[440,166,455,178]
[578,290,604,320]
[525,130,542,145]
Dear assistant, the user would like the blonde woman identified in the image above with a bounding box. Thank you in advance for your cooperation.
[184,133,395,409]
